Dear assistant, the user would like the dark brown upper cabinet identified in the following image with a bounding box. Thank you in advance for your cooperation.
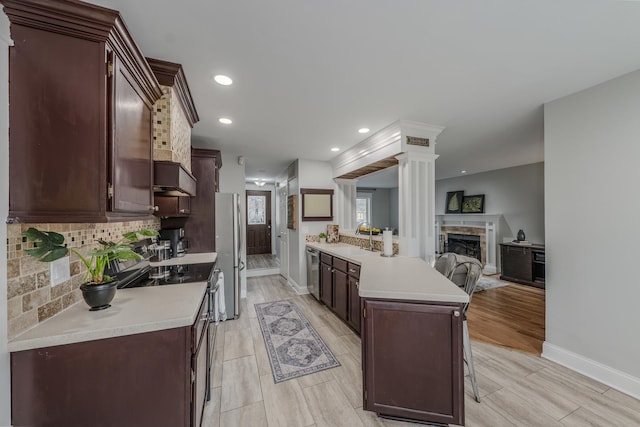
[3,0,163,223]
[300,188,334,221]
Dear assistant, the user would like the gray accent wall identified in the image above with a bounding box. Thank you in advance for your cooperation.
[545,69,640,386]
[435,162,545,244]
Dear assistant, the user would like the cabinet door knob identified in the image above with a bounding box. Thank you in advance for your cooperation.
[327,266,332,271]
[179,209,186,213]
[453,311,460,317]
[349,268,356,273]
[356,281,359,288]
[150,205,159,212]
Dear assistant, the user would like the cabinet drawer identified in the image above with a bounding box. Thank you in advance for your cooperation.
[192,292,209,352]
[333,257,348,273]
[154,195,190,217]
[347,263,360,278]
[321,252,333,265]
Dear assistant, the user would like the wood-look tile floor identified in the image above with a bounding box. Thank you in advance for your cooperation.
[247,254,279,270]
[203,275,640,427]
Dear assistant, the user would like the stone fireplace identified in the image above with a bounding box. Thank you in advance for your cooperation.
[435,214,503,274]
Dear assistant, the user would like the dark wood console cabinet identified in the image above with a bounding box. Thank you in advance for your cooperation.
[362,298,464,425]
[500,243,545,288]
[3,0,162,223]
[11,291,210,427]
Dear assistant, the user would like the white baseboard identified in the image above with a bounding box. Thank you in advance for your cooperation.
[246,267,280,277]
[287,277,309,295]
[542,341,640,400]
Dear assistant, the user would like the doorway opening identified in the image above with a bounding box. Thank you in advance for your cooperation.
[246,189,279,277]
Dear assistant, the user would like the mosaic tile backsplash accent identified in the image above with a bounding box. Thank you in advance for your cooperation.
[152,85,192,171]
[6,219,160,339]
[305,234,399,255]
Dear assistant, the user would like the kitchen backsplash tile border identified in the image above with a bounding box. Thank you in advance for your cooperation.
[6,218,160,339]
[305,233,399,255]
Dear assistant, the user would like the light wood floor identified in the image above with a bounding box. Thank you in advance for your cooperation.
[247,254,279,270]
[467,280,546,354]
[203,275,640,427]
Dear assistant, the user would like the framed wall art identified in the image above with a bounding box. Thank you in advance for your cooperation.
[461,194,485,214]
[445,191,464,214]
[300,188,334,221]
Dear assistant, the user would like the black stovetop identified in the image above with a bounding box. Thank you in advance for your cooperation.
[117,262,215,289]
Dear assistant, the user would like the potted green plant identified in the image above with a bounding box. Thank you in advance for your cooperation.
[318,232,327,244]
[23,228,157,311]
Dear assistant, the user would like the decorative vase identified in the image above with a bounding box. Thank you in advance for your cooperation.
[80,281,118,311]
[319,238,326,244]
[516,229,526,241]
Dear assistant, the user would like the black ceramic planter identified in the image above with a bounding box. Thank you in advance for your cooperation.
[80,281,117,311]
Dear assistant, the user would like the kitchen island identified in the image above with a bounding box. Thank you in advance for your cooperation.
[306,242,469,426]
[9,252,217,427]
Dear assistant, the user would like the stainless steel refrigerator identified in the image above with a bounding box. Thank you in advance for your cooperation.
[215,192,244,319]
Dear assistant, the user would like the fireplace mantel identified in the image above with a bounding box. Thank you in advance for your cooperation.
[435,214,504,274]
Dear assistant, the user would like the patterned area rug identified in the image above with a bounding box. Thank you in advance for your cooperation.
[476,276,510,292]
[255,299,340,383]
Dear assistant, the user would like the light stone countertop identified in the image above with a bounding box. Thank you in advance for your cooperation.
[8,281,208,353]
[306,242,469,303]
[149,251,217,266]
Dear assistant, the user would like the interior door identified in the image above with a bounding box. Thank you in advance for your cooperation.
[246,190,272,255]
[278,185,289,279]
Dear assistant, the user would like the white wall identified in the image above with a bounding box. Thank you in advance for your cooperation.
[245,182,277,255]
[544,69,640,397]
[218,151,248,298]
[435,162,545,244]
[0,12,11,426]
[291,159,335,292]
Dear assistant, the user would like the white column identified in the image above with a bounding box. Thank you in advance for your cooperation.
[334,178,358,232]
[397,152,439,262]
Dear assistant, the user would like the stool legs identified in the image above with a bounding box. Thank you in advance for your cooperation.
[463,319,481,402]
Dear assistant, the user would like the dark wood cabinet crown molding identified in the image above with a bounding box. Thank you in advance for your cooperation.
[1,0,162,106]
[147,57,200,127]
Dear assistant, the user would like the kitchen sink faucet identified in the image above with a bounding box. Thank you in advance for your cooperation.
[356,221,375,252]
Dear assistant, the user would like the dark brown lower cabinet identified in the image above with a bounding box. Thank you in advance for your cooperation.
[333,268,349,320]
[347,276,361,333]
[11,293,209,427]
[320,261,333,307]
[362,298,464,426]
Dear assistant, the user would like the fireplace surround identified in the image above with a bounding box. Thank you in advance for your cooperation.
[435,214,503,274]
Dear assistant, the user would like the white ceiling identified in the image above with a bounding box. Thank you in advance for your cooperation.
[94,0,640,180]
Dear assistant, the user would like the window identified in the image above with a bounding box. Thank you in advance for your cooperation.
[247,195,266,225]
[356,195,371,224]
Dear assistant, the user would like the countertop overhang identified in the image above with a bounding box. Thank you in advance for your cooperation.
[306,243,469,303]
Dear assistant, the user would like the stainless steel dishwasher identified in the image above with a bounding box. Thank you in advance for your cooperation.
[306,247,320,300]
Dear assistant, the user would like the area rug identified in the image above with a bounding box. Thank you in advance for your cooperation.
[254,299,340,383]
[476,276,510,292]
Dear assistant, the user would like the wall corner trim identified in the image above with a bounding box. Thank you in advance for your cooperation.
[542,341,640,400]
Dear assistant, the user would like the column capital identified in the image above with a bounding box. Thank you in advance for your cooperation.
[396,152,439,163]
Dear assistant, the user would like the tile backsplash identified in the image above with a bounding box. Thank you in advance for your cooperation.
[305,233,399,255]
[6,219,160,339]
[152,85,192,171]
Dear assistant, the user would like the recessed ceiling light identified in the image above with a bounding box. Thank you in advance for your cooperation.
[461,170,467,174]
[214,74,233,86]
[358,128,370,134]
[219,117,232,125]
[331,147,340,152]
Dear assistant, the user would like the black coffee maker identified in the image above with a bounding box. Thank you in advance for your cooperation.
[159,228,186,258]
